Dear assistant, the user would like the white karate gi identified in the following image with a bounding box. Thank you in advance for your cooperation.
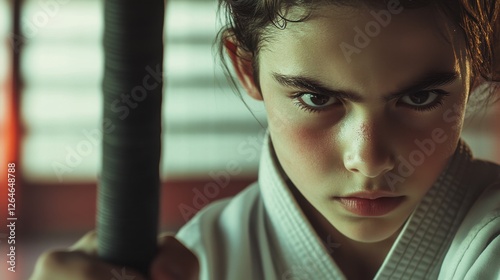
[177,136,500,280]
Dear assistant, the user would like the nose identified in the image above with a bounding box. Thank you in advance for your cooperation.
[343,121,395,178]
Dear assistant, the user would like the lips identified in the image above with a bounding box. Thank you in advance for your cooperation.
[334,195,405,217]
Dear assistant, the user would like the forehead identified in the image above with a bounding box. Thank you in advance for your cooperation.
[259,4,461,93]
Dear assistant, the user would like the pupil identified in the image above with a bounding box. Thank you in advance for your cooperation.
[310,95,329,105]
[410,92,429,104]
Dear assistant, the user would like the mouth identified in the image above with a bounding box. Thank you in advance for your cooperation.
[333,192,406,217]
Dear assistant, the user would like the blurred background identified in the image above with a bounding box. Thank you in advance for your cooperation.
[0,0,498,279]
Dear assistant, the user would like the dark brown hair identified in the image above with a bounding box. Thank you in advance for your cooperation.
[217,0,500,103]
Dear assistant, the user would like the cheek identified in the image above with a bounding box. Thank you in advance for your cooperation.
[428,96,465,156]
[399,101,465,189]
[266,107,340,178]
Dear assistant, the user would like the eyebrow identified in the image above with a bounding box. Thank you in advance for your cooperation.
[272,71,459,102]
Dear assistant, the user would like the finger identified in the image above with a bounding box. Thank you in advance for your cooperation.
[150,235,200,280]
[69,230,98,256]
[31,249,147,280]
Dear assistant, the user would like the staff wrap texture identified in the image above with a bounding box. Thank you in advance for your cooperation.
[97,0,164,276]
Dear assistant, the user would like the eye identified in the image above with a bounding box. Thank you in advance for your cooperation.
[398,90,449,111]
[294,93,339,111]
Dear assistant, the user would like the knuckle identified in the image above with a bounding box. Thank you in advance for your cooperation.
[37,250,68,268]
[71,231,98,255]
[158,232,175,244]
[31,250,71,280]
[84,230,97,241]
[34,250,102,280]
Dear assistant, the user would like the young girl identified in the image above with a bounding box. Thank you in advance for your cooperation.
[32,0,500,279]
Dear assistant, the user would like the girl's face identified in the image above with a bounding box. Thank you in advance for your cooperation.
[233,5,470,243]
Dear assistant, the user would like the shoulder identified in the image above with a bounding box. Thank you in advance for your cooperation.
[175,182,264,278]
[439,168,500,279]
[176,182,261,240]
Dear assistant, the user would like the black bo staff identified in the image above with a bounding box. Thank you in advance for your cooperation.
[97,0,165,276]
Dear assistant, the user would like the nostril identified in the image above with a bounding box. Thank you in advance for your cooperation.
[344,151,395,178]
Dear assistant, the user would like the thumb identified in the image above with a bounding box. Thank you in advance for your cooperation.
[150,235,199,280]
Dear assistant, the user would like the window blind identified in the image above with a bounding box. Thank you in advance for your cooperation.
[21,0,266,183]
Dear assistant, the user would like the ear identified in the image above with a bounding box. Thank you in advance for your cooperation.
[224,35,263,101]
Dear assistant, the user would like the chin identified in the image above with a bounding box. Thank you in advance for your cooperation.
[332,218,404,244]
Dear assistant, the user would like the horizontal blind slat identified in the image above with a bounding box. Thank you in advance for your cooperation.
[21,0,263,182]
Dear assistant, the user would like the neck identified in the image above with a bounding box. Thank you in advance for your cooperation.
[290,183,401,278]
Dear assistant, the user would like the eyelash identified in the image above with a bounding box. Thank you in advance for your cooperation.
[398,90,450,112]
[290,90,450,114]
[290,93,339,113]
